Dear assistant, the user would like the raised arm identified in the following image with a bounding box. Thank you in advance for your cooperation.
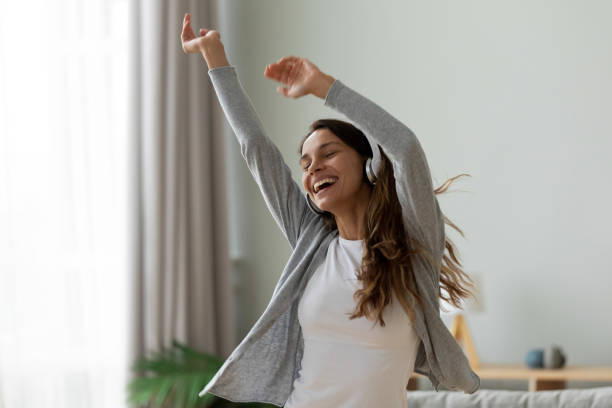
[266,56,444,255]
[182,15,314,248]
[322,78,444,255]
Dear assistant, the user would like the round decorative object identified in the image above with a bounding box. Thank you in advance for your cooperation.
[544,344,567,369]
[526,345,567,369]
[525,348,544,368]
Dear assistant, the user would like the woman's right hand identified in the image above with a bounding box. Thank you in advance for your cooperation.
[181,13,229,69]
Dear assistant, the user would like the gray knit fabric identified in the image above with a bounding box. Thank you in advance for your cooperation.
[198,65,480,406]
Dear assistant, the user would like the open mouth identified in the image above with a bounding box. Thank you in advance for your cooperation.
[314,178,338,196]
[315,182,335,196]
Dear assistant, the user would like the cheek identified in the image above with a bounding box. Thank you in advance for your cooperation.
[301,176,309,192]
[338,161,363,186]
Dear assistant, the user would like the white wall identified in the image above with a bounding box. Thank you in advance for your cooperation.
[216,0,612,389]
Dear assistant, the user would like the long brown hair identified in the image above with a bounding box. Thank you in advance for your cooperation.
[298,118,476,327]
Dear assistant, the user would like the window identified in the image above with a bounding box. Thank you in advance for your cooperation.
[0,0,129,406]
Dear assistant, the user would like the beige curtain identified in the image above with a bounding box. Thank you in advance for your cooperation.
[127,0,235,380]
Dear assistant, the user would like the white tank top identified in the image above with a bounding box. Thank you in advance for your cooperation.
[284,235,420,408]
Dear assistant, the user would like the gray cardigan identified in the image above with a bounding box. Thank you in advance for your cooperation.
[199,65,480,406]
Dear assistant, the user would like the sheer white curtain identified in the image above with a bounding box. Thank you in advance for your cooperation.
[0,0,130,406]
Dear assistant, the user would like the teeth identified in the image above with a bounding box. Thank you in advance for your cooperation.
[314,177,337,193]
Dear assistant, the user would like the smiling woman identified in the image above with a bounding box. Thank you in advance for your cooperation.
[184,11,480,406]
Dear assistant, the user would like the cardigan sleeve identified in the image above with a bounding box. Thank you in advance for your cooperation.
[208,65,314,248]
[323,79,444,262]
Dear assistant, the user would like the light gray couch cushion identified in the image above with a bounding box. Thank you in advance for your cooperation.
[405,387,612,408]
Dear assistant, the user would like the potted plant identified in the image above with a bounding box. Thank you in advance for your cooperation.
[127,339,275,408]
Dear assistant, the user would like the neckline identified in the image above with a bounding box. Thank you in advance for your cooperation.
[338,235,364,246]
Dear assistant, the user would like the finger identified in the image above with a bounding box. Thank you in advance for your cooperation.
[275,60,291,83]
[199,28,209,36]
[183,13,192,34]
[268,60,292,82]
[277,55,298,64]
[265,63,281,81]
[277,86,288,97]
[182,27,193,42]
[181,18,188,36]
[288,59,301,85]
[286,61,297,85]
[280,61,294,84]
[182,22,195,42]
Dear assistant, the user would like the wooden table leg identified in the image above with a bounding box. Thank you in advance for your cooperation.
[529,378,566,392]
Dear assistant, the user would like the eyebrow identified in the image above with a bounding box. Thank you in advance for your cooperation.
[300,141,342,164]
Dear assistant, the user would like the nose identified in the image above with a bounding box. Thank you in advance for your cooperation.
[308,157,325,176]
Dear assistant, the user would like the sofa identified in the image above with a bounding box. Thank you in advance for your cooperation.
[404,387,612,407]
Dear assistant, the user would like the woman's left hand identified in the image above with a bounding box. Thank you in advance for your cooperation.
[264,56,335,99]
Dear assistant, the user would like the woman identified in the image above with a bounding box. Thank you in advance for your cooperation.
[181,12,480,407]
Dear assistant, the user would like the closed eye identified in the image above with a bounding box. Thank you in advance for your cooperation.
[302,152,336,171]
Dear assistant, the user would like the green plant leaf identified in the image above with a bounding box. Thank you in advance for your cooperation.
[127,339,224,408]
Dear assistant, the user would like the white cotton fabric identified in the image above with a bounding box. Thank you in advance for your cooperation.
[284,236,420,408]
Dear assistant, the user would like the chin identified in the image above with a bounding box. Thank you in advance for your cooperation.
[315,199,336,214]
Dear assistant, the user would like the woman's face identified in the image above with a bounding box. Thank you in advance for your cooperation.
[300,128,368,215]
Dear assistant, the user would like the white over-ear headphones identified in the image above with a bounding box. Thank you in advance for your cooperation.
[306,133,381,215]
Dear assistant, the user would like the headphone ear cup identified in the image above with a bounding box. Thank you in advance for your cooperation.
[306,193,327,215]
[365,157,377,185]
